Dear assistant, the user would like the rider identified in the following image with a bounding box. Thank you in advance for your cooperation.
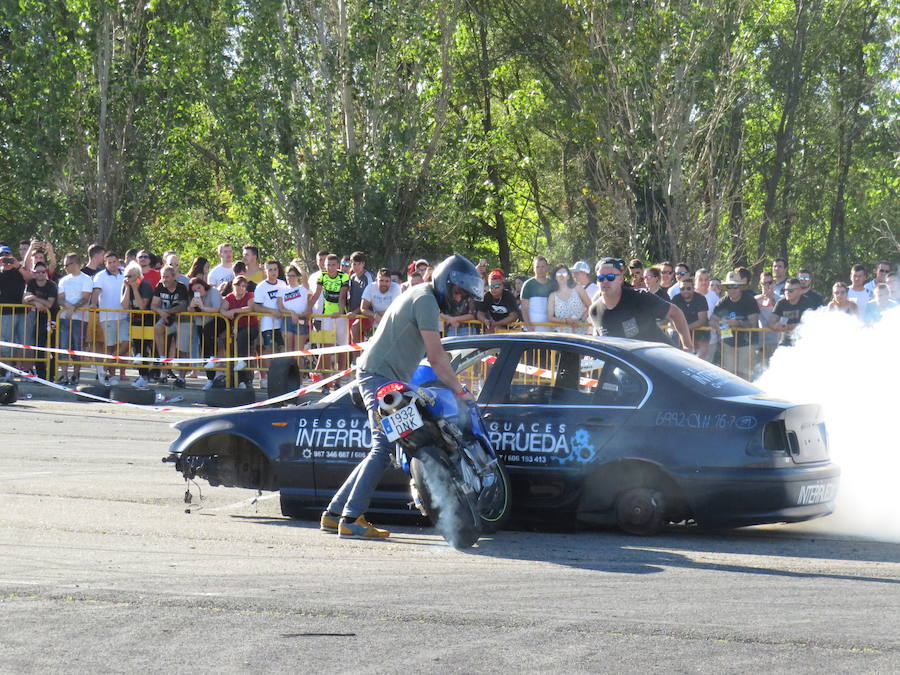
[320,254,483,539]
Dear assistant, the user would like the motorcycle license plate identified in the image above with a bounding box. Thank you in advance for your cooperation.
[381,402,424,442]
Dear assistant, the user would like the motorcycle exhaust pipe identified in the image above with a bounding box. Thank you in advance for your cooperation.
[378,390,406,414]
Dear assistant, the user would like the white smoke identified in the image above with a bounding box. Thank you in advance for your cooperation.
[754,305,900,542]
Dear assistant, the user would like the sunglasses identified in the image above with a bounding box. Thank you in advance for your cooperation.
[661,270,674,275]
[490,283,502,289]
[138,255,149,259]
[798,276,811,281]
[597,273,620,282]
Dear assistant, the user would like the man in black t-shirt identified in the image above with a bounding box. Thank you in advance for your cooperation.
[589,258,693,350]
[712,271,760,380]
[151,266,190,385]
[770,278,817,346]
[671,277,709,353]
[0,245,34,371]
[22,261,57,378]
[476,270,519,332]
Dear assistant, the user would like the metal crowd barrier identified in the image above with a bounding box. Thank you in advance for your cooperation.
[2,300,789,386]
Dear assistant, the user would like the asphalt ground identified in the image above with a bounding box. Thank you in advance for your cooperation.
[0,397,898,673]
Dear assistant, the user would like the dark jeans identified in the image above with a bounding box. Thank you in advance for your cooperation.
[232,325,257,386]
[197,319,225,380]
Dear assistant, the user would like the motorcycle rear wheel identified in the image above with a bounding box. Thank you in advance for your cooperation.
[475,454,511,533]
[410,446,480,549]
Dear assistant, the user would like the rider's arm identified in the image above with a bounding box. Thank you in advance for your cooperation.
[421,329,473,401]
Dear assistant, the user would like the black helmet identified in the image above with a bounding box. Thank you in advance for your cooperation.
[431,254,484,312]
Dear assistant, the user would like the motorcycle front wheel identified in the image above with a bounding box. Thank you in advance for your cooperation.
[410,446,480,549]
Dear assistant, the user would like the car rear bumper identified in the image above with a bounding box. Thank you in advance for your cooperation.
[673,463,841,526]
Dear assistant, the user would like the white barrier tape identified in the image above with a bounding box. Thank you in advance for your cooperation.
[0,360,353,413]
[0,339,369,365]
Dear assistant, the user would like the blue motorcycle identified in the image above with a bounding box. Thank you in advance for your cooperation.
[374,366,511,548]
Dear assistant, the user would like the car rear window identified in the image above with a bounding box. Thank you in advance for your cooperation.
[640,346,762,396]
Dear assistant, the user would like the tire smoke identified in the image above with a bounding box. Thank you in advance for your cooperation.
[754,305,900,542]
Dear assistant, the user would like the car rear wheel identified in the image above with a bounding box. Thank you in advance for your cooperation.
[615,487,667,536]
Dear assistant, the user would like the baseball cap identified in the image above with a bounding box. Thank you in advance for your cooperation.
[0,246,12,255]
[572,261,591,274]
[415,258,429,267]
[488,268,505,279]
[596,257,625,272]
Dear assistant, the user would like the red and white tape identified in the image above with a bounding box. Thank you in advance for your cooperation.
[0,339,368,365]
[0,360,354,413]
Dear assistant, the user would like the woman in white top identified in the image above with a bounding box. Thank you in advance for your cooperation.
[547,264,591,334]
[277,262,312,353]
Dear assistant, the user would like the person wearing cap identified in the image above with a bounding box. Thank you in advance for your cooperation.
[476,269,519,333]
[712,271,760,380]
[572,261,597,299]
[588,257,693,350]
[0,246,35,378]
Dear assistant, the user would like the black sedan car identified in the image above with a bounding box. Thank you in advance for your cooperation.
[165,334,839,534]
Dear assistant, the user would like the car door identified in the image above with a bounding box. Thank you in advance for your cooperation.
[480,341,647,513]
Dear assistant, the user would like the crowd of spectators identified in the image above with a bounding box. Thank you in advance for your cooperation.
[0,234,897,390]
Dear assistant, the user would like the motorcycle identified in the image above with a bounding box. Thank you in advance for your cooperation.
[374,366,511,549]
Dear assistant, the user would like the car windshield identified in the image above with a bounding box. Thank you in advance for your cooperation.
[640,346,762,397]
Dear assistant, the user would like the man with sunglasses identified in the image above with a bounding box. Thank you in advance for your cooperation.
[476,269,519,333]
[770,278,818,346]
[589,257,693,351]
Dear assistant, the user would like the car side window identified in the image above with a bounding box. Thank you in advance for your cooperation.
[445,346,502,400]
[502,347,645,407]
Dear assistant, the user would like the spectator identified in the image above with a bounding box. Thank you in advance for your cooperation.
[754,271,780,355]
[187,256,210,282]
[25,239,58,280]
[277,262,312,354]
[512,275,526,299]
[339,256,352,276]
[253,260,289,383]
[864,261,892,294]
[241,245,264,284]
[771,257,789,298]
[220,261,255,295]
[671,276,709,357]
[520,255,554,331]
[186,276,224,390]
[572,260,597,299]
[219,275,258,389]
[347,251,374,342]
[439,280,478,336]
[309,253,350,382]
[589,257,693,349]
[402,270,424,291]
[0,245,33,377]
[56,253,93,386]
[359,268,401,330]
[151,265,190,387]
[18,240,31,261]
[734,267,752,294]
[668,262,692,299]
[797,268,824,308]
[422,264,434,283]
[22,260,57,379]
[712,271,759,380]
[828,282,858,316]
[475,258,488,293]
[863,284,897,323]
[547,264,590,333]
[124,248,138,266]
[770,277,818,346]
[695,268,719,311]
[163,251,190,285]
[847,263,871,310]
[91,252,129,386]
[120,261,154,387]
[81,244,105,278]
[709,276,722,298]
[308,249,329,319]
[628,259,645,289]
[642,266,670,302]
[137,249,160,288]
[208,243,235,287]
[659,261,676,292]
[887,272,900,301]
[476,269,519,333]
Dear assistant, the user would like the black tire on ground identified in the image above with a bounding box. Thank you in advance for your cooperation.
[110,386,156,406]
[475,456,512,533]
[0,382,18,404]
[76,384,111,401]
[614,486,668,536]
[267,356,302,403]
[204,387,256,408]
[410,446,480,549]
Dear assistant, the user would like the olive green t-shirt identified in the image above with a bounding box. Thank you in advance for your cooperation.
[357,283,440,382]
